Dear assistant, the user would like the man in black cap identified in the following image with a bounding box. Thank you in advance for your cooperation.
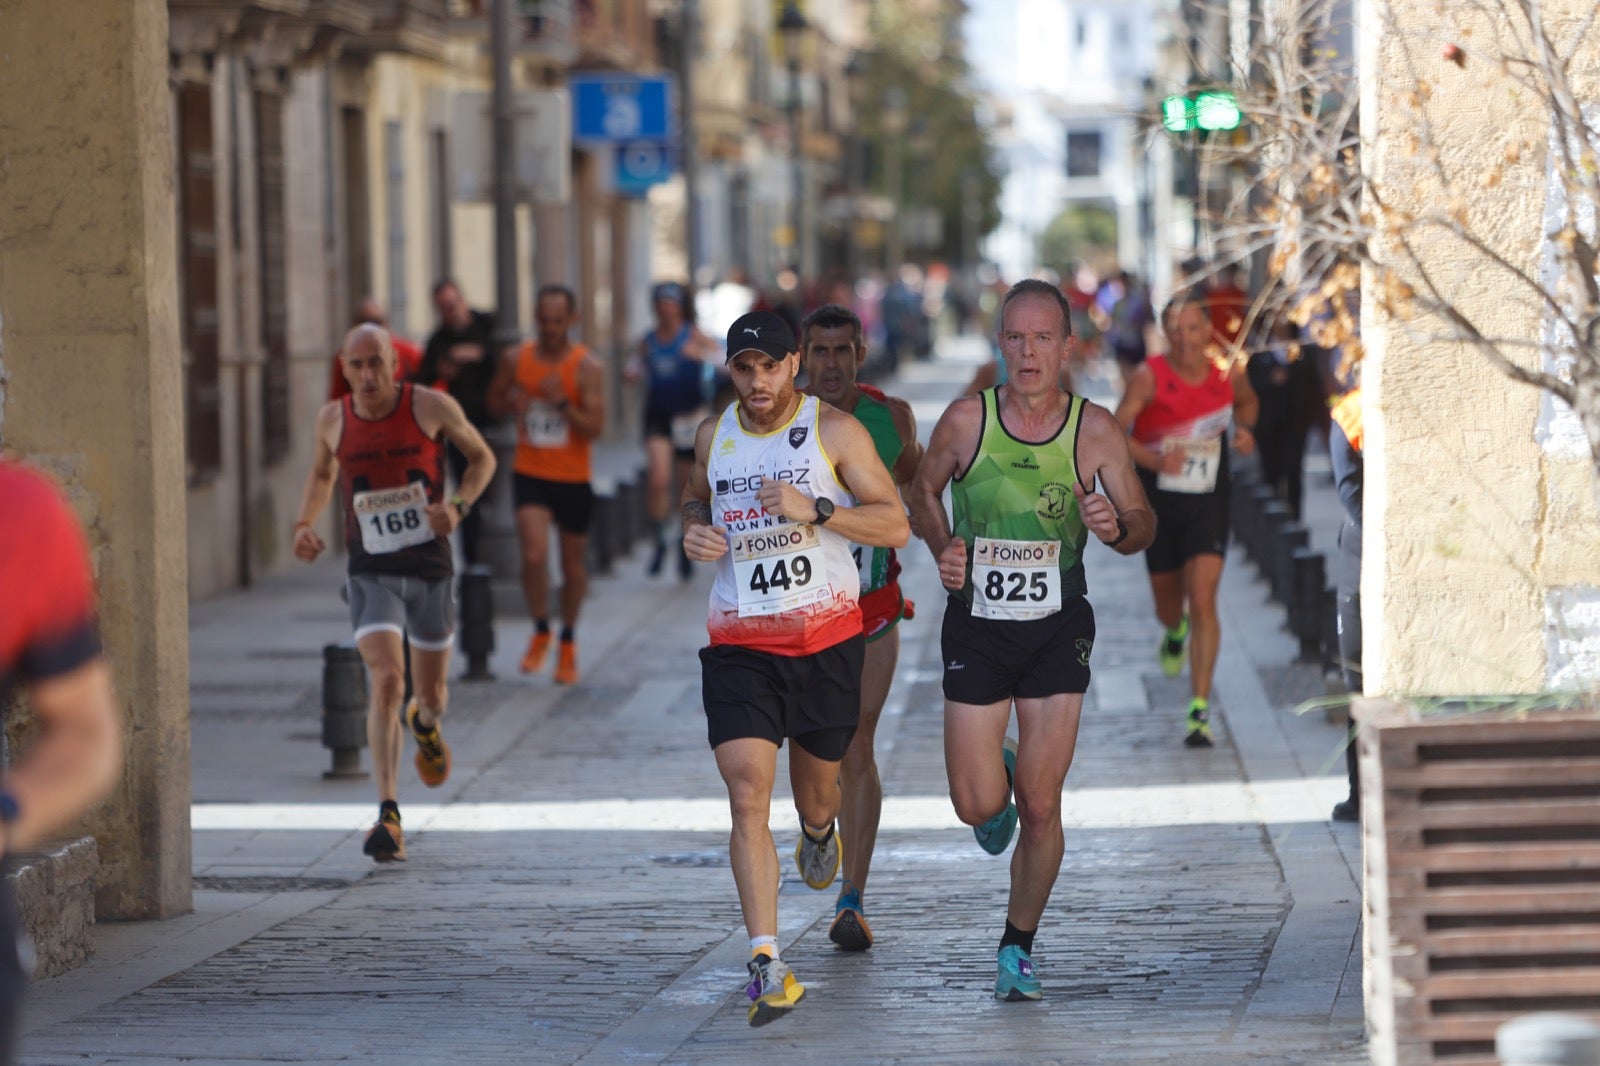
[680,310,908,1027]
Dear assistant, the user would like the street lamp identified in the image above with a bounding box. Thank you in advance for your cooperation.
[882,86,907,272]
[778,1,808,277]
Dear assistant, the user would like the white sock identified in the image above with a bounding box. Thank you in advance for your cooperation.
[750,935,779,959]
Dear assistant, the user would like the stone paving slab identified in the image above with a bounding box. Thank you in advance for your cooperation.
[23,342,1368,1064]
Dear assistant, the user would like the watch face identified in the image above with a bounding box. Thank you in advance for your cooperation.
[815,497,834,523]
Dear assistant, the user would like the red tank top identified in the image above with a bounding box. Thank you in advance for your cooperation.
[337,383,452,579]
[1130,355,1235,445]
[0,462,101,695]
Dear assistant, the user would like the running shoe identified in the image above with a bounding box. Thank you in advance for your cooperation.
[1184,699,1214,748]
[794,821,842,890]
[745,955,805,1027]
[1159,616,1189,677]
[362,813,406,863]
[994,944,1042,1001]
[406,701,452,787]
[554,640,579,685]
[973,737,1020,855]
[520,631,552,674]
[829,885,874,952]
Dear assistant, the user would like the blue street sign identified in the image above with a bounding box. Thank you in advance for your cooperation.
[570,74,676,144]
[613,141,679,197]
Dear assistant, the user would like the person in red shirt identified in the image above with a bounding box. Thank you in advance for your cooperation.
[1115,298,1258,747]
[327,298,424,402]
[293,325,496,862]
[0,461,122,1062]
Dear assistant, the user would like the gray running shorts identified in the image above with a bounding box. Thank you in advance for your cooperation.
[347,573,456,651]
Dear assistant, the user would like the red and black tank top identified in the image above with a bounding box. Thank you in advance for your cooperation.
[0,462,102,699]
[337,384,452,579]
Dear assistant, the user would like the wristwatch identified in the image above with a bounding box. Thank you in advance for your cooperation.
[813,497,836,525]
[451,495,472,520]
[1108,516,1129,548]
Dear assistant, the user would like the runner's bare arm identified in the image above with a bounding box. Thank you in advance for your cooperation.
[1230,367,1259,457]
[8,658,120,854]
[484,345,523,419]
[681,416,727,561]
[887,396,924,489]
[1111,362,1168,472]
[566,356,606,440]
[292,401,343,562]
[909,396,981,567]
[417,387,496,510]
[803,408,909,548]
[1075,403,1155,555]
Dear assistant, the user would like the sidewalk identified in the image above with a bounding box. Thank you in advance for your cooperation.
[23,337,1367,1065]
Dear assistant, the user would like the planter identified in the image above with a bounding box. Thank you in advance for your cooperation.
[1356,698,1600,1066]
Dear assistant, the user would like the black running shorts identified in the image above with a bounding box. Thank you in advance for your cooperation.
[1139,469,1231,573]
[699,634,865,761]
[941,593,1096,705]
[513,474,595,535]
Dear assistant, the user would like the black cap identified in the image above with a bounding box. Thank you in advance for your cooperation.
[725,310,797,363]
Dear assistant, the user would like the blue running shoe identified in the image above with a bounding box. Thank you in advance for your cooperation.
[973,738,1019,855]
[995,944,1042,1001]
[829,884,874,951]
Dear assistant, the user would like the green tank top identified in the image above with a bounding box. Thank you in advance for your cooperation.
[951,388,1089,606]
[852,389,904,593]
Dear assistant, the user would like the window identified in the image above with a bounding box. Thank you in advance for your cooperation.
[341,107,371,315]
[1066,130,1102,179]
[256,90,289,464]
[431,130,452,281]
[177,84,221,483]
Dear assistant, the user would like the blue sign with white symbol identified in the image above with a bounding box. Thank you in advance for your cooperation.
[571,74,676,144]
[613,141,679,197]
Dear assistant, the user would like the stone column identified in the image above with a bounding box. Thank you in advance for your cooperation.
[1359,0,1600,697]
[0,0,191,918]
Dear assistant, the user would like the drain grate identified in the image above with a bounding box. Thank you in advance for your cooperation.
[193,875,351,893]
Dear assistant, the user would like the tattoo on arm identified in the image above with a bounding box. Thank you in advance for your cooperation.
[682,499,712,526]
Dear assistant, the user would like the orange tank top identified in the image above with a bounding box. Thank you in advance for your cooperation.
[512,342,592,483]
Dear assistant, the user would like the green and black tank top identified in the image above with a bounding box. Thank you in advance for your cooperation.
[951,388,1089,611]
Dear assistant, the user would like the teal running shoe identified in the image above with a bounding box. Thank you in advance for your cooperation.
[995,944,1042,1001]
[1159,616,1189,677]
[974,738,1019,855]
[828,884,874,951]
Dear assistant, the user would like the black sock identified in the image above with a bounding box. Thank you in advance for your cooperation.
[379,800,401,824]
[801,820,834,844]
[535,620,550,635]
[999,920,1035,955]
[559,627,575,643]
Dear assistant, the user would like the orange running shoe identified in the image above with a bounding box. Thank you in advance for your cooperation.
[554,640,579,685]
[362,814,406,863]
[405,701,452,788]
[521,631,552,674]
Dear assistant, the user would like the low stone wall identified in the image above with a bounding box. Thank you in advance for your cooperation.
[8,836,97,979]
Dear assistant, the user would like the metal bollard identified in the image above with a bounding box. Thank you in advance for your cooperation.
[1254,499,1290,574]
[458,563,496,682]
[1498,1013,1600,1066]
[1271,521,1309,605]
[321,643,369,780]
[588,492,615,576]
[1290,550,1326,661]
[1319,586,1341,674]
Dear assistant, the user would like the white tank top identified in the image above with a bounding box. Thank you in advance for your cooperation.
[706,394,862,655]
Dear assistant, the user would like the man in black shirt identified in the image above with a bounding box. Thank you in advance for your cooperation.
[419,279,501,563]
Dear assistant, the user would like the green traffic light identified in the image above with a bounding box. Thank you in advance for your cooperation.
[1161,95,1193,133]
[1194,90,1241,131]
